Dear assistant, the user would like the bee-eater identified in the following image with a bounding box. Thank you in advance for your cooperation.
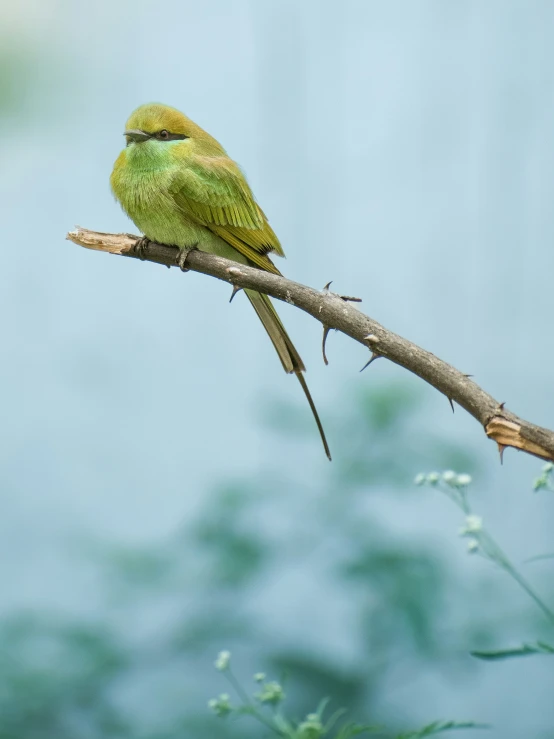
[110,103,330,460]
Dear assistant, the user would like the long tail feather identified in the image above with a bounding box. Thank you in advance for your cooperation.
[245,290,331,460]
[294,371,332,461]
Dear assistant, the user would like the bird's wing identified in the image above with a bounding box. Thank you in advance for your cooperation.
[170,155,284,274]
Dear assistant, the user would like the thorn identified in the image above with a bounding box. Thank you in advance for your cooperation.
[229,285,243,303]
[360,334,381,370]
[360,352,381,372]
[322,280,361,302]
[322,326,331,365]
[464,373,474,378]
[447,397,455,413]
[497,401,506,412]
[497,442,507,464]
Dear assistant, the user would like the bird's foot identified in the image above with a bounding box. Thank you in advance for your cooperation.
[134,236,151,261]
[176,244,198,272]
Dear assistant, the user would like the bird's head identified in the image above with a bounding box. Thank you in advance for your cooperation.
[122,103,224,157]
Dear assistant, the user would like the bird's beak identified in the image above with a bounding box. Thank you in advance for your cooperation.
[124,129,151,143]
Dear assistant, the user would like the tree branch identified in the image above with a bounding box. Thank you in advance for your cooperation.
[67,227,554,464]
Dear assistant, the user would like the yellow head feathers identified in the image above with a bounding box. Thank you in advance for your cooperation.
[125,103,225,155]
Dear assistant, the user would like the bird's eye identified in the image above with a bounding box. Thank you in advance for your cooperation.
[159,130,169,140]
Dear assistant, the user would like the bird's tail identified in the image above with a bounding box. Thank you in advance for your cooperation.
[245,290,331,461]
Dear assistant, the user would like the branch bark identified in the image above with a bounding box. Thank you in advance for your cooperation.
[67,227,554,464]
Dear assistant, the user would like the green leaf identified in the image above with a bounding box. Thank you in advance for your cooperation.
[273,711,295,735]
[323,707,348,733]
[315,696,331,718]
[471,642,554,660]
[395,720,488,739]
[334,724,383,739]
[524,553,554,564]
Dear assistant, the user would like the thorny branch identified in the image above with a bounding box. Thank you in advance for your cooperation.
[67,227,554,464]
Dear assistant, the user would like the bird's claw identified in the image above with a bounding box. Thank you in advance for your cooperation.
[176,244,198,272]
[134,236,151,261]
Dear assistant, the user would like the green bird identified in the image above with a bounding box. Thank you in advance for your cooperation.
[110,103,330,460]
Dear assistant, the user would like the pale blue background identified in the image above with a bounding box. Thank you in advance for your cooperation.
[1,1,553,736]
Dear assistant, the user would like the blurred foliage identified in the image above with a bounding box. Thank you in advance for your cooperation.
[6,383,553,737]
[0,614,129,739]
[267,384,477,489]
[206,658,486,739]
[0,46,35,122]
[0,382,498,738]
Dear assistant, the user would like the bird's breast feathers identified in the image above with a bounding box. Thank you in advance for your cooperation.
[111,147,203,247]
[111,137,281,262]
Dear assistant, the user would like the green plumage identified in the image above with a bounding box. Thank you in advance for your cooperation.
[111,103,330,459]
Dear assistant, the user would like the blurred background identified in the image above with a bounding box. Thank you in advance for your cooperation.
[1,0,554,737]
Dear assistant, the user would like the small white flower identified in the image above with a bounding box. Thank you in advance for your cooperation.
[298,713,324,736]
[256,680,285,705]
[456,473,472,487]
[459,515,482,536]
[414,473,426,486]
[254,672,266,683]
[208,693,232,717]
[467,538,479,554]
[442,470,457,484]
[427,472,440,484]
[542,462,553,473]
[465,515,482,532]
[215,650,231,671]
